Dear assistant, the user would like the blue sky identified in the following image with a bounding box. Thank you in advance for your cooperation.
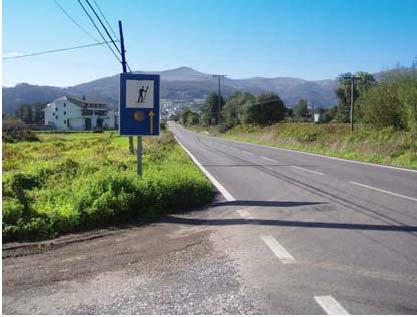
[3,0,417,87]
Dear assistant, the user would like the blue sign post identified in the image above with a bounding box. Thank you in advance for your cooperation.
[119,73,160,136]
[119,73,160,175]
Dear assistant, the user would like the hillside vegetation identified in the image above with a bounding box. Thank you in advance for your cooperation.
[196,123,417,169]
[2,132,213,242]
[182,68,417,169]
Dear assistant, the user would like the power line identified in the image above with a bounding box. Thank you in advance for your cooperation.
[3,41,118,60]
[85,0,132,72]
[77,0,122,64]
[92,0,118,40]
[85,0,121,56]
[212,74,227,124]
[53,0,99,43]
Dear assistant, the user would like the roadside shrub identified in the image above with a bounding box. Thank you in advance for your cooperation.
[397,75,417,132]
[160,121,167,131]
[358,72,417,131]
[3,128,40,143]
[2,198,25,225]
[358,82,403,129]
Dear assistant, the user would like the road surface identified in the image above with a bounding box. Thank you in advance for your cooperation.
[3,123,417,314]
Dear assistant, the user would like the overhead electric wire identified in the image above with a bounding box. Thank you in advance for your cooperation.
[84,0,132,72]
[3,41,117,60]
[77,0,122,64]
[92,0,118,40]
[53,0,100,43]
[84,0,121,55]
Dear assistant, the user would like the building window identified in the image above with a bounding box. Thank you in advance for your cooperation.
[55,107,58,111]
[63,103,66,107]
[55,116,58,120]
[52,112,55,116]
[64,111,66,115]
[81,109,93,116]
[64,119,66,124]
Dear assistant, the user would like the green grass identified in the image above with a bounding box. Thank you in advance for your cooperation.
[192,123,417,169]
[2,131,213,242]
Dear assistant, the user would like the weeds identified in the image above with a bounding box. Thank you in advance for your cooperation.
[2,131,213,242]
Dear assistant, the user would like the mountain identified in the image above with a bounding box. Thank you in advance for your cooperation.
[4,66,413,115]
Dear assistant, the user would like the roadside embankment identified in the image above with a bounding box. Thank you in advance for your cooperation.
[190,123,417,170]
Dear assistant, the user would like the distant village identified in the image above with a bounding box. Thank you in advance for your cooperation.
[6,94,206,131]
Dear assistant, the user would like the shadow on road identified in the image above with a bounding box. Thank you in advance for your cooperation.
[161,215,417,232]
[212,200,324,207]
[202,164,318,167]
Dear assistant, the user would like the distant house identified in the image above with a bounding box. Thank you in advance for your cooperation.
[44,96,118,130]
[313,113,323,123]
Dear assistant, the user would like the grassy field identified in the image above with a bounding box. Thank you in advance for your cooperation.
[192,123,417,169]
[2,131,213,242]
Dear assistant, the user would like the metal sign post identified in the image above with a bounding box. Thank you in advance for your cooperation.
[119,73,160,176]
[137,136,142,176]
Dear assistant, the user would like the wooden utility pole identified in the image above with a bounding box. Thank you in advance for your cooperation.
[340,74,360,132]
[119,20,135,155]
[350,77,354,132]
[212,74,226,124]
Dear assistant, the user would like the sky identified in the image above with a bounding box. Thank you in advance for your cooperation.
[3,0,417,87]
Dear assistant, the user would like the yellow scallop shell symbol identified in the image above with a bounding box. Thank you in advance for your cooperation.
[134,111,145,121]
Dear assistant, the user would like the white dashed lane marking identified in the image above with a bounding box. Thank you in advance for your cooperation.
[260,235,296,264]
[350,181,417,202]
[291,165,324,175]
[241,150,254,155]
[314,295,349,315]
[260,156,279,163]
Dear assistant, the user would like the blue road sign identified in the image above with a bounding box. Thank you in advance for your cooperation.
[119,73,160,136]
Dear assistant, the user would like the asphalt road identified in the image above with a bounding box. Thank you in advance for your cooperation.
[3,123,417,314]
[168,122,417,314]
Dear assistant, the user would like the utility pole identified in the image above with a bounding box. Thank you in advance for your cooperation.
[119,20,135,156]
[212,74,226,125]
[350,78,354,132]
[340,74,361,132]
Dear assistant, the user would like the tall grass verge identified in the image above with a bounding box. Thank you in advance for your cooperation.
[192,123,417,169]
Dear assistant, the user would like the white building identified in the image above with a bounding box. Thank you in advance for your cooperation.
[44,96,118,130]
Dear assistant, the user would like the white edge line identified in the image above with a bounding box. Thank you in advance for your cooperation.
[350,181,417,202]
[291,165,324,175]
[260,235,296,264]
[314,295,349,315]
[172,133,236,202]
[187,127,417,174]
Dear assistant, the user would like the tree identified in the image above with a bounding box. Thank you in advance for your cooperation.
[412,56,417,69]
[242,92,286,125]
[222,91,255,127]
[201,93,224,125]
[358,81,402,129]
[180,108,200,126]
[16,104,33,124]
[32,102,47,124]
[293,99,309,120]
[357,73,417,131]
[15,102,47,125]
[335,71,376,123]
[323,106,338,123]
